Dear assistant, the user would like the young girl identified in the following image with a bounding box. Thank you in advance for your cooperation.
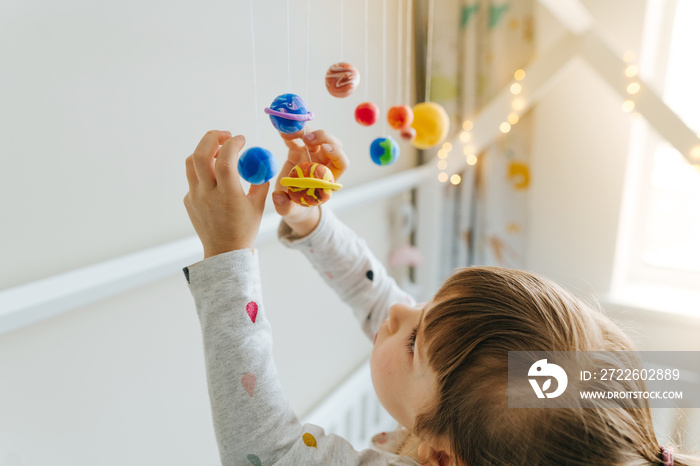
[183,130,698,466]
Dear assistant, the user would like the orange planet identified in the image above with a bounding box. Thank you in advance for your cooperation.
[280,162,343,206]
[325,62,360,98]
[387,105,414,130]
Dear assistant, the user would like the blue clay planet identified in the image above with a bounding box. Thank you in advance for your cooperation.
[238,147,278,185]
[370,137,400,166]
[264,93,314,134]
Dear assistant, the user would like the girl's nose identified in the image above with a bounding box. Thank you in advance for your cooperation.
[387,303,409,334]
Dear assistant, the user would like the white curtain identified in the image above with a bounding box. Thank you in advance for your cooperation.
[420,0,535,274]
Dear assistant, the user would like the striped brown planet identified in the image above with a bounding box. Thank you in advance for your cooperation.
[280,162,343,206]
[325,62,360,98]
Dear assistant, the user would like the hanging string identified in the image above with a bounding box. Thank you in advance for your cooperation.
[364,0,369,100]
[305,0,311,101]
[340,0,345,61]
[287,0,292,90]
[305,0,312,162]
[405,0,412,104]
[425,0,435,102]
[249,0,260,143]
[397,0,403,105]
[382,0,387,134]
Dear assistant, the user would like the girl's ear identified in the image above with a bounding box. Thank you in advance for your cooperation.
[417,439,457,466]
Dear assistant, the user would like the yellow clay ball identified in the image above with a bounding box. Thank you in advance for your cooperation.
[411,102,450,150]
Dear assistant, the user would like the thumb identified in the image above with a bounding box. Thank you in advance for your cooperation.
[271,189,292,216]
[248,181,270,211]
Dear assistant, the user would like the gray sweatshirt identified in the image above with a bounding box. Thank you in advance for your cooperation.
[184,206,420,465]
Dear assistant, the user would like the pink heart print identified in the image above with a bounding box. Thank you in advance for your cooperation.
[241,373,256,397]
[246,301,258,323]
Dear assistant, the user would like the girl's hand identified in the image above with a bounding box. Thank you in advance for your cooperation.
[271,129,348,236]
[184,130,270,258]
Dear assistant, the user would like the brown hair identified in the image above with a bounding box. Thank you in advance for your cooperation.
[399,266,700,466]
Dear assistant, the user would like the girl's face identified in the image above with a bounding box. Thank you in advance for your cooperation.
[370,300,439,429]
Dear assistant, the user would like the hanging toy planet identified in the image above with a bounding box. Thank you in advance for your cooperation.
[264,93,314,136]
[280,162,343,206]
[325,62,360,98]
[355,102,379,126]
[411,102,450,149]
[237,147,278,185]
[370,136,400,166]
[387,105,414,130]
[400,127,416,142]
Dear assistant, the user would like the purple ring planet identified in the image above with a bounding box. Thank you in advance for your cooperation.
[265,93,314,134]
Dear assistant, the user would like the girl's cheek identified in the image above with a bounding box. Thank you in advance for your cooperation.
[371,345,395,381]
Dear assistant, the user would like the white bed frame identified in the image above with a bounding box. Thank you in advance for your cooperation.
[302,360,398,451]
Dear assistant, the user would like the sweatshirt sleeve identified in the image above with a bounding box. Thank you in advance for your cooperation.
[277,206,416,341]
[183,249,398,466]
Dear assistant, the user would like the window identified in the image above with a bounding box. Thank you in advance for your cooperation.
[614,0,700,305]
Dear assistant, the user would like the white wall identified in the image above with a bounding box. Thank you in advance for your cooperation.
[529,0,700,450]
[529,0,700,343]
[0,0,417,464]
[527,0,644,296]
[0,0,414,289]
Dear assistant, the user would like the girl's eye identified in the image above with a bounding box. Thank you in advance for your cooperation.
[406,327,418,356]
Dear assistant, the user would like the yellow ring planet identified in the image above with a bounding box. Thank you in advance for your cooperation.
[280,177,343,191]
[410,102,450,149]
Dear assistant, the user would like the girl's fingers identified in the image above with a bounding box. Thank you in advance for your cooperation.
[302,129,342,150]
[271,190,293,216]
[275,158,294,192]
[272,189,309,222]
[276,128,347,190]
[215,134,246,194]
[281,137,307,163]
[185,155,198,190]
[302,130,348,180]
[193,130,232,189]
[319,143,349,181]
[276,136,307,192]
[247,181,270,213]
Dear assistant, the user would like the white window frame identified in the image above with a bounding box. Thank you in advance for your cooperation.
[612,0,700,312]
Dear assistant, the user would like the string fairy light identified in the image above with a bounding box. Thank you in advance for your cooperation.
[622,100,635,112]
[627,82,641,94]
[690,145,700,163]
[445,66,533,183]
[621,55,640,115]
[619,54,700,165]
